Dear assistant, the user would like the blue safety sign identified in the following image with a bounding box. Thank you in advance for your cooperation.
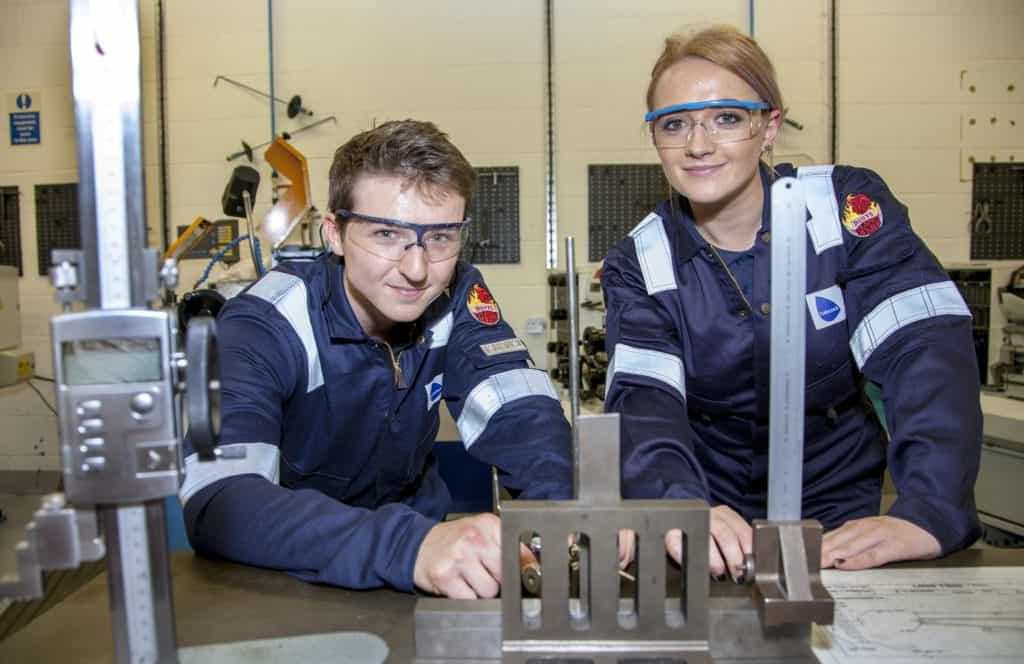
[10,112,40,145]
[9,92,40,145]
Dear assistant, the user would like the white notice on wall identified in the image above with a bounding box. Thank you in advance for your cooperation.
[812,566,1024,664]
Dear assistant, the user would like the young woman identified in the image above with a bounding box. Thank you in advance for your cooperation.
[603,25,981,580]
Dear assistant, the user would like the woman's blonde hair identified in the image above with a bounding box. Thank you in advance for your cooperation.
[645,25,784,119]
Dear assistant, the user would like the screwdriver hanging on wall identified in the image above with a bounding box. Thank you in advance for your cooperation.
[213,75,313,118]
[782,108,804,131]
[225,115,337,162]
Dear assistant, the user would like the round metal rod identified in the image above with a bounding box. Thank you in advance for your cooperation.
[565,237,580,427]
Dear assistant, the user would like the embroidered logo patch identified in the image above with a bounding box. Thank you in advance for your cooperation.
[467,283,500,325]
[425,373,443,411]
[842,193,883,238]
[805,285,847,330]
[480,337,527,356]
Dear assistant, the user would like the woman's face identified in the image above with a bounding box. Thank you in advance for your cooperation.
[650,57,780,210]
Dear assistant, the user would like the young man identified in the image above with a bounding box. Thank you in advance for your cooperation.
[180,119,573,598]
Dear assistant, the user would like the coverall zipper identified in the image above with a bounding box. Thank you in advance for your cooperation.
[383,342,407,388]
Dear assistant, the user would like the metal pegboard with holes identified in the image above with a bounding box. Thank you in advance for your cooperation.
[588,164,668,262]
[947,267,991,385]
[971,163,1024,260]
[35,183,81,276]
[0,186,23,275]
[465,167,519,264]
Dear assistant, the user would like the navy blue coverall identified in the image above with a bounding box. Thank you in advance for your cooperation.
[181,255,573,591]
[602,163,982,554]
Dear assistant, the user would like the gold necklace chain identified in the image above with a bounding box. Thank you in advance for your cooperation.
[707,244,753,314]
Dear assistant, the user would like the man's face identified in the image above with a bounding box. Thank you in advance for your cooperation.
[324,175,464,340]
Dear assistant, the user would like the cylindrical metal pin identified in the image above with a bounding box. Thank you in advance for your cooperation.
[565,237,580,427]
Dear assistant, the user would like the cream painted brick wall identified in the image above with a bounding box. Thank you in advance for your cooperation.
[554,0,748,276]
[837,0,1024,378]
[1,0,1021,472]
[1,0,75,472]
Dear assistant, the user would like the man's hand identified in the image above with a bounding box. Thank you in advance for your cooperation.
[822,515,941,570]
[665,505,752,581]
[413,513,502,599]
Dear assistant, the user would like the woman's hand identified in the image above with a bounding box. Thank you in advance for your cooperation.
[822,515,941,570]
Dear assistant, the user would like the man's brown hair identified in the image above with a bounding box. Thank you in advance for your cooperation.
[327,119,475,215]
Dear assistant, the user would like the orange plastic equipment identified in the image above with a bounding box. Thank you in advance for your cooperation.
[261,138,312,247]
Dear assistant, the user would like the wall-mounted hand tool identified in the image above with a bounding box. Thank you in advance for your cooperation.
[225,115,337,162]
[214,74,313,118]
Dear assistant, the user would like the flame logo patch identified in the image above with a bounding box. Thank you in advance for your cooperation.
[466,283,500,325]
[842,193,883,238]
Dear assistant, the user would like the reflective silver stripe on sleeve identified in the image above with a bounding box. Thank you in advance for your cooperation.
[248,271,324,392]
[607,342,686,401]
[428,312,453,349]
[798,165,843,255]
[179,442,280,506]
[849,280,971,369]
[628,213,677,295]
[456,368,559,449]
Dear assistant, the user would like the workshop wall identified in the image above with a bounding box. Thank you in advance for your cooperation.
[0,0,1021,472]
[835,1,1024,365]
[156,0,830,374]
[0,0,79,471]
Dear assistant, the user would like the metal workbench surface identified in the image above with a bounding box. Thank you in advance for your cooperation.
[3,547,1022,663]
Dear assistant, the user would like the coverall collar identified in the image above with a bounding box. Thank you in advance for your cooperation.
[323,255,370,341]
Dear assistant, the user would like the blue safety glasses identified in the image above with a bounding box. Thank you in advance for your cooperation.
[335,209,471,263]
[645,99,770,148]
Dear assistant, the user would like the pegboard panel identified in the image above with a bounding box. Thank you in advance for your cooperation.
[588,164,667,262]
[35,183,80,276]
[947,267,991,385]
[175,218,240,263]
[971,163,1024,260]
[0,186,22,275]
[465,167,519,264]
